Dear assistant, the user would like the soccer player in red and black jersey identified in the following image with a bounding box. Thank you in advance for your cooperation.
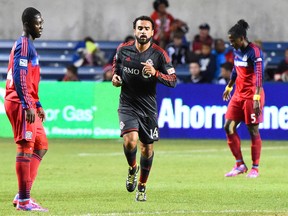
[4,7,48,211]
[112,15,177,201]
[222,20,265,178]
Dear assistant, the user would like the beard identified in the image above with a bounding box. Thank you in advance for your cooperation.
[135,35,151,45]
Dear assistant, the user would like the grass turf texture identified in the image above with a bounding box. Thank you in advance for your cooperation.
[0,138,287,216]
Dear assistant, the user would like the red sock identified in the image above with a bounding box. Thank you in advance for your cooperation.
[251,134,262,166]
[226,133,243,166]
[30,153,42,190]
[16,156,31,200]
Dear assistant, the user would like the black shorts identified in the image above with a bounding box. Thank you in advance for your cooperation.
[118,109,159,144]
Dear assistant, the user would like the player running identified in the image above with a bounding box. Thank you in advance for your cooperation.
[112,15,177,201]
[4,7,48,211]
[223,19,265,178]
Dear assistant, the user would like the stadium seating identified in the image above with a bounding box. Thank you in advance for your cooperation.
[0,40,286,81]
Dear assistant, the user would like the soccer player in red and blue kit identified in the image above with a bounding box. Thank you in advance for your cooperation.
[4,7,48,211]
[112,16,177,201]
[223,19,265,178]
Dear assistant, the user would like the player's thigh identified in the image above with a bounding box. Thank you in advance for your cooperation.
[34,115,48,151]
[118,110,139,137]
[138,114,159,144]
[244,99,264,124]
[4,100,36,144]
[225,97,244,122]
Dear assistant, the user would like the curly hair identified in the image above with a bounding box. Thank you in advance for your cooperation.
[228,19,250,39]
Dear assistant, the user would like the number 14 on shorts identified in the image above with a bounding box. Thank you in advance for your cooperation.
[150,127,159,139]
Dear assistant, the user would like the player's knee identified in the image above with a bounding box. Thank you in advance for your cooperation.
[123,132,138,149]
[16,141,34,155]
[140,144,153,158]
[247,126,259,137]
[34,149,48,158]
[224,122,233,134]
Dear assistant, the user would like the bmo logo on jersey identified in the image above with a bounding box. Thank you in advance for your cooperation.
[123,59,154,79]
[123,67,140,75]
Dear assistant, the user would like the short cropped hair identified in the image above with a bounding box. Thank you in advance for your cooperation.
[22,7,41,24]
[133,15,155,30]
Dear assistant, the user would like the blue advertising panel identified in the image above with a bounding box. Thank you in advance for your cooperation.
[157,83,288,140]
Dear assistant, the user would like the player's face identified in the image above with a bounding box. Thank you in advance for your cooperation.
[28,14,44,39]
[134,20,154,45]
[157,3,167,14]
[189,63,200,76]
[228,34,243,50]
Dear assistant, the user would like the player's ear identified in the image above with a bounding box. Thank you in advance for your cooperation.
[23,22,30,32]
[23,22,29,28]
[133,29,136,37]
[151,29,154,37]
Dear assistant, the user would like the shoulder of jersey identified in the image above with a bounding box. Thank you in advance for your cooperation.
[117,40,135,51]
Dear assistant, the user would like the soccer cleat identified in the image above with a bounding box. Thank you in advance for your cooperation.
[126,164,139,192]
[16,201,48,212]
[12,193,38,207]
[246,168,259,178]
[136,184,147,202]
[12,193,19,207]
[225,164,248,177]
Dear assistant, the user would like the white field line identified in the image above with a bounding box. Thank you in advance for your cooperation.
[80,209,288,216]
[78,146,288,157]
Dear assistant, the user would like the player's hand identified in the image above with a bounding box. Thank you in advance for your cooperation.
[25,108,35,124]
[253,100,261,116]
[223,85,233,101]
[222,90,232,101]
[112,74,122,87]
[37,107,46,122]
[141,62,156,76]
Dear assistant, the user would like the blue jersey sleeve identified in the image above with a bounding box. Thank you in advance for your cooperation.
[13,38,33,109]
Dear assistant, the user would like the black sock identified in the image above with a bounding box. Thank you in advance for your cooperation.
[123,145,137,172]
[139,152,154,184]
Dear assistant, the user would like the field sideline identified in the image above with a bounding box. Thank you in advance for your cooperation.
[0,138,287,216]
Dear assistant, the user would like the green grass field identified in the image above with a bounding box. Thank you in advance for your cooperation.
[0,138,287,216]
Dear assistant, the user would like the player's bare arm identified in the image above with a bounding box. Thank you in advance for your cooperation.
[253,86,262,116]
[112,74,122,87]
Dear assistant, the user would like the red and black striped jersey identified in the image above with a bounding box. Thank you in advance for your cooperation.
[113,41,176,116]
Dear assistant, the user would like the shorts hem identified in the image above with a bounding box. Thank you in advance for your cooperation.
[121,128,138,137]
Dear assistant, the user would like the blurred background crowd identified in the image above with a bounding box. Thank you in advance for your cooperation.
[0,0,287,83]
